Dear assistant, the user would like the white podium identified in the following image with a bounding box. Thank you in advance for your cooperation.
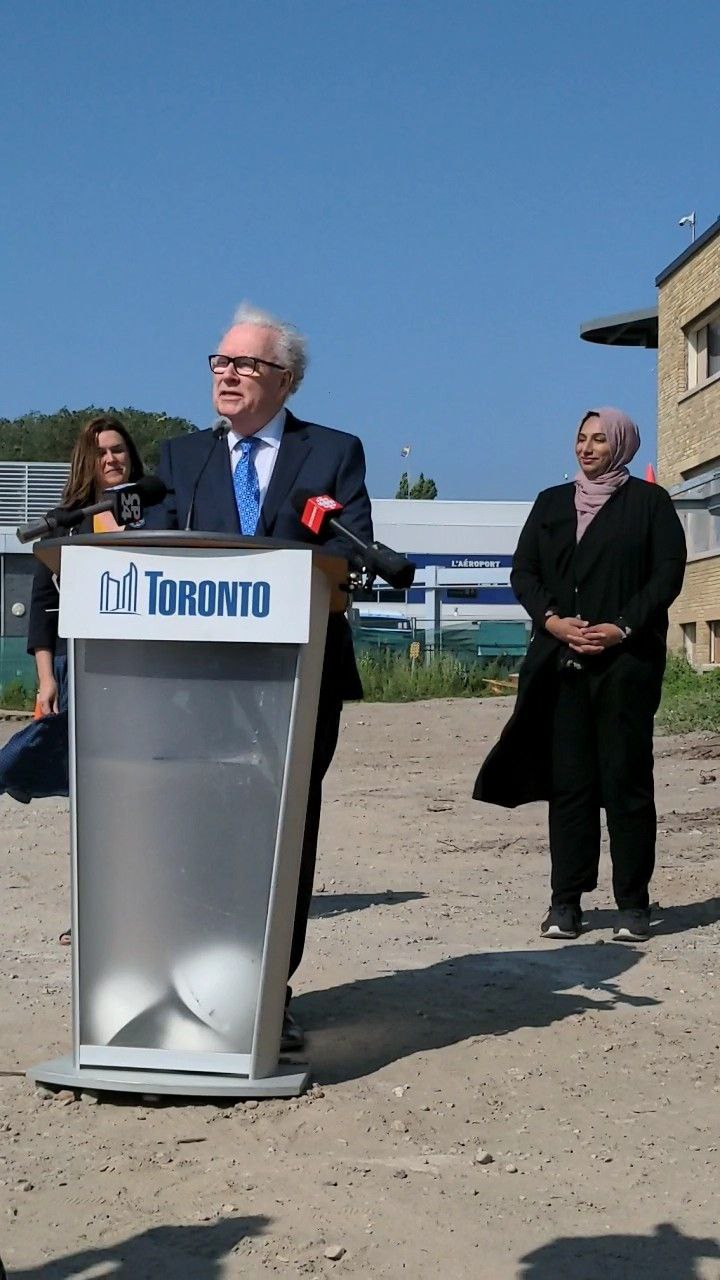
[27,531,347,1098]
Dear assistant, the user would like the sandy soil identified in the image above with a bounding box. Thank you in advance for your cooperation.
[1,698,719,1279]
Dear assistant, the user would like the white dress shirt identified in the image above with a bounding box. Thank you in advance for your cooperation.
[227,408,286,507]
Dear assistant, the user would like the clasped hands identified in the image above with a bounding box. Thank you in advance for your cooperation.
[545,615,624,654]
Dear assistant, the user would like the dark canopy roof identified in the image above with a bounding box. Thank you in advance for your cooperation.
[579,307,658,349]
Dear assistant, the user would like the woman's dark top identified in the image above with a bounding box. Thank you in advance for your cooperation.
[26,513,94,659]
[474,477,687,808]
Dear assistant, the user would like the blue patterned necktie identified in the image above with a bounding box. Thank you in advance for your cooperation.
[233,436,260,535]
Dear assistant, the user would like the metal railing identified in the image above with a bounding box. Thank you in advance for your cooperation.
[352,588,530,666]
[353,566,531,666]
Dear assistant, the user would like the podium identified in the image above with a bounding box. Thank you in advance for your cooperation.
[27,531,347,1098]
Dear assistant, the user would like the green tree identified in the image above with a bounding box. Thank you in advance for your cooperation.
[409,472,438,499]
[395,470,438,499]
[0,407,198,469]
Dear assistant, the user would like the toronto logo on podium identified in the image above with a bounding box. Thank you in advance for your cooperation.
[99,561,139,614]
[97,560,272,619]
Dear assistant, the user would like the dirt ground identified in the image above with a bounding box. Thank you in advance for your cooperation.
[1,697,719,1280]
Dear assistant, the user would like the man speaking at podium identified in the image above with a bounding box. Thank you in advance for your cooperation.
[151,302,373,1051]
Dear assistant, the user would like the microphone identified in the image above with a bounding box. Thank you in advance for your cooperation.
[106,475,167,526]
[15,505,73,544]
[16,475,168,544]
[291,490,416,590]
[185,418,231,531]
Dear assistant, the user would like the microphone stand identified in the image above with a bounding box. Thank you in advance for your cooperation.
[185,420,231,531]
[321,517,415,590]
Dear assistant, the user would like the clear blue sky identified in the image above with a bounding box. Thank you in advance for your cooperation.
[1,1,718,499]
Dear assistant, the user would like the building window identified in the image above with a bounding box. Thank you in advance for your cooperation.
[710,621,720,665]
[681,507,720,557]
[352,586,407,604]
[682,622,696,663]
[687,306,720,388]
[676,460,720,560]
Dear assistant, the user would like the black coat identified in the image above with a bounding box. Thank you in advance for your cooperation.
[474,478,687,808]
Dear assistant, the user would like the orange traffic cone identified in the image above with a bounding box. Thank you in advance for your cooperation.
[644,462,657,484]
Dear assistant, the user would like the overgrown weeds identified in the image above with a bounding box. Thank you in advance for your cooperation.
[356,651,514,702]
[657,654,720,734]
[0,678,35,711]
[358,649,720,734]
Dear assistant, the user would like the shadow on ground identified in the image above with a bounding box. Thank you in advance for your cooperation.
[517,1222,720,1279]
[8,1216,269,1279]
[582,895,720,938]
[298,942,655,1085]
[310,890,426,919]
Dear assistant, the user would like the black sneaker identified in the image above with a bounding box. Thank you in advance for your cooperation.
[280,1009,305,1053]
[613,908,651,942]
[541,905,582,939]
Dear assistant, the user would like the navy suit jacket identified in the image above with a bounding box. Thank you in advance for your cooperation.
[150,410,374,700]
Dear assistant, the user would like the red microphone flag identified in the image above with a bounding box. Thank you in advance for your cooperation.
[299,494,344,535]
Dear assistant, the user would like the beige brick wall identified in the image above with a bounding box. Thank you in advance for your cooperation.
[667,558,720,665]
[657,235,720,484]
[657,232,720,661]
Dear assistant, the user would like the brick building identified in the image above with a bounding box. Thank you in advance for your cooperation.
[581,216,720,667]
[656,219,720,665]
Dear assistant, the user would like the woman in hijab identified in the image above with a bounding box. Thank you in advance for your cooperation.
[474,408,686,943]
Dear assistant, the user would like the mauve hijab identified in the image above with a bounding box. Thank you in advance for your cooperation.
[574,407,640,541]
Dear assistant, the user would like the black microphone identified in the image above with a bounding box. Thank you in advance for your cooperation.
[291,489,416,590]
[16,475,168,544]
[15,506,75,544]
[105,475,168,526]
[185,418,231,531]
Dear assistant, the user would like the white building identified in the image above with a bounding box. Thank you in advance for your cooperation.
[0,463,71,641]
[358,498,532,626]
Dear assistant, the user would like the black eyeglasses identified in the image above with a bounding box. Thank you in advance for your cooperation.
[208,354,287,376]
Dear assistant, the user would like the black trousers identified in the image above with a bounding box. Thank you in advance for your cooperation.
[549,653,662,911]
[286,683,343,993]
